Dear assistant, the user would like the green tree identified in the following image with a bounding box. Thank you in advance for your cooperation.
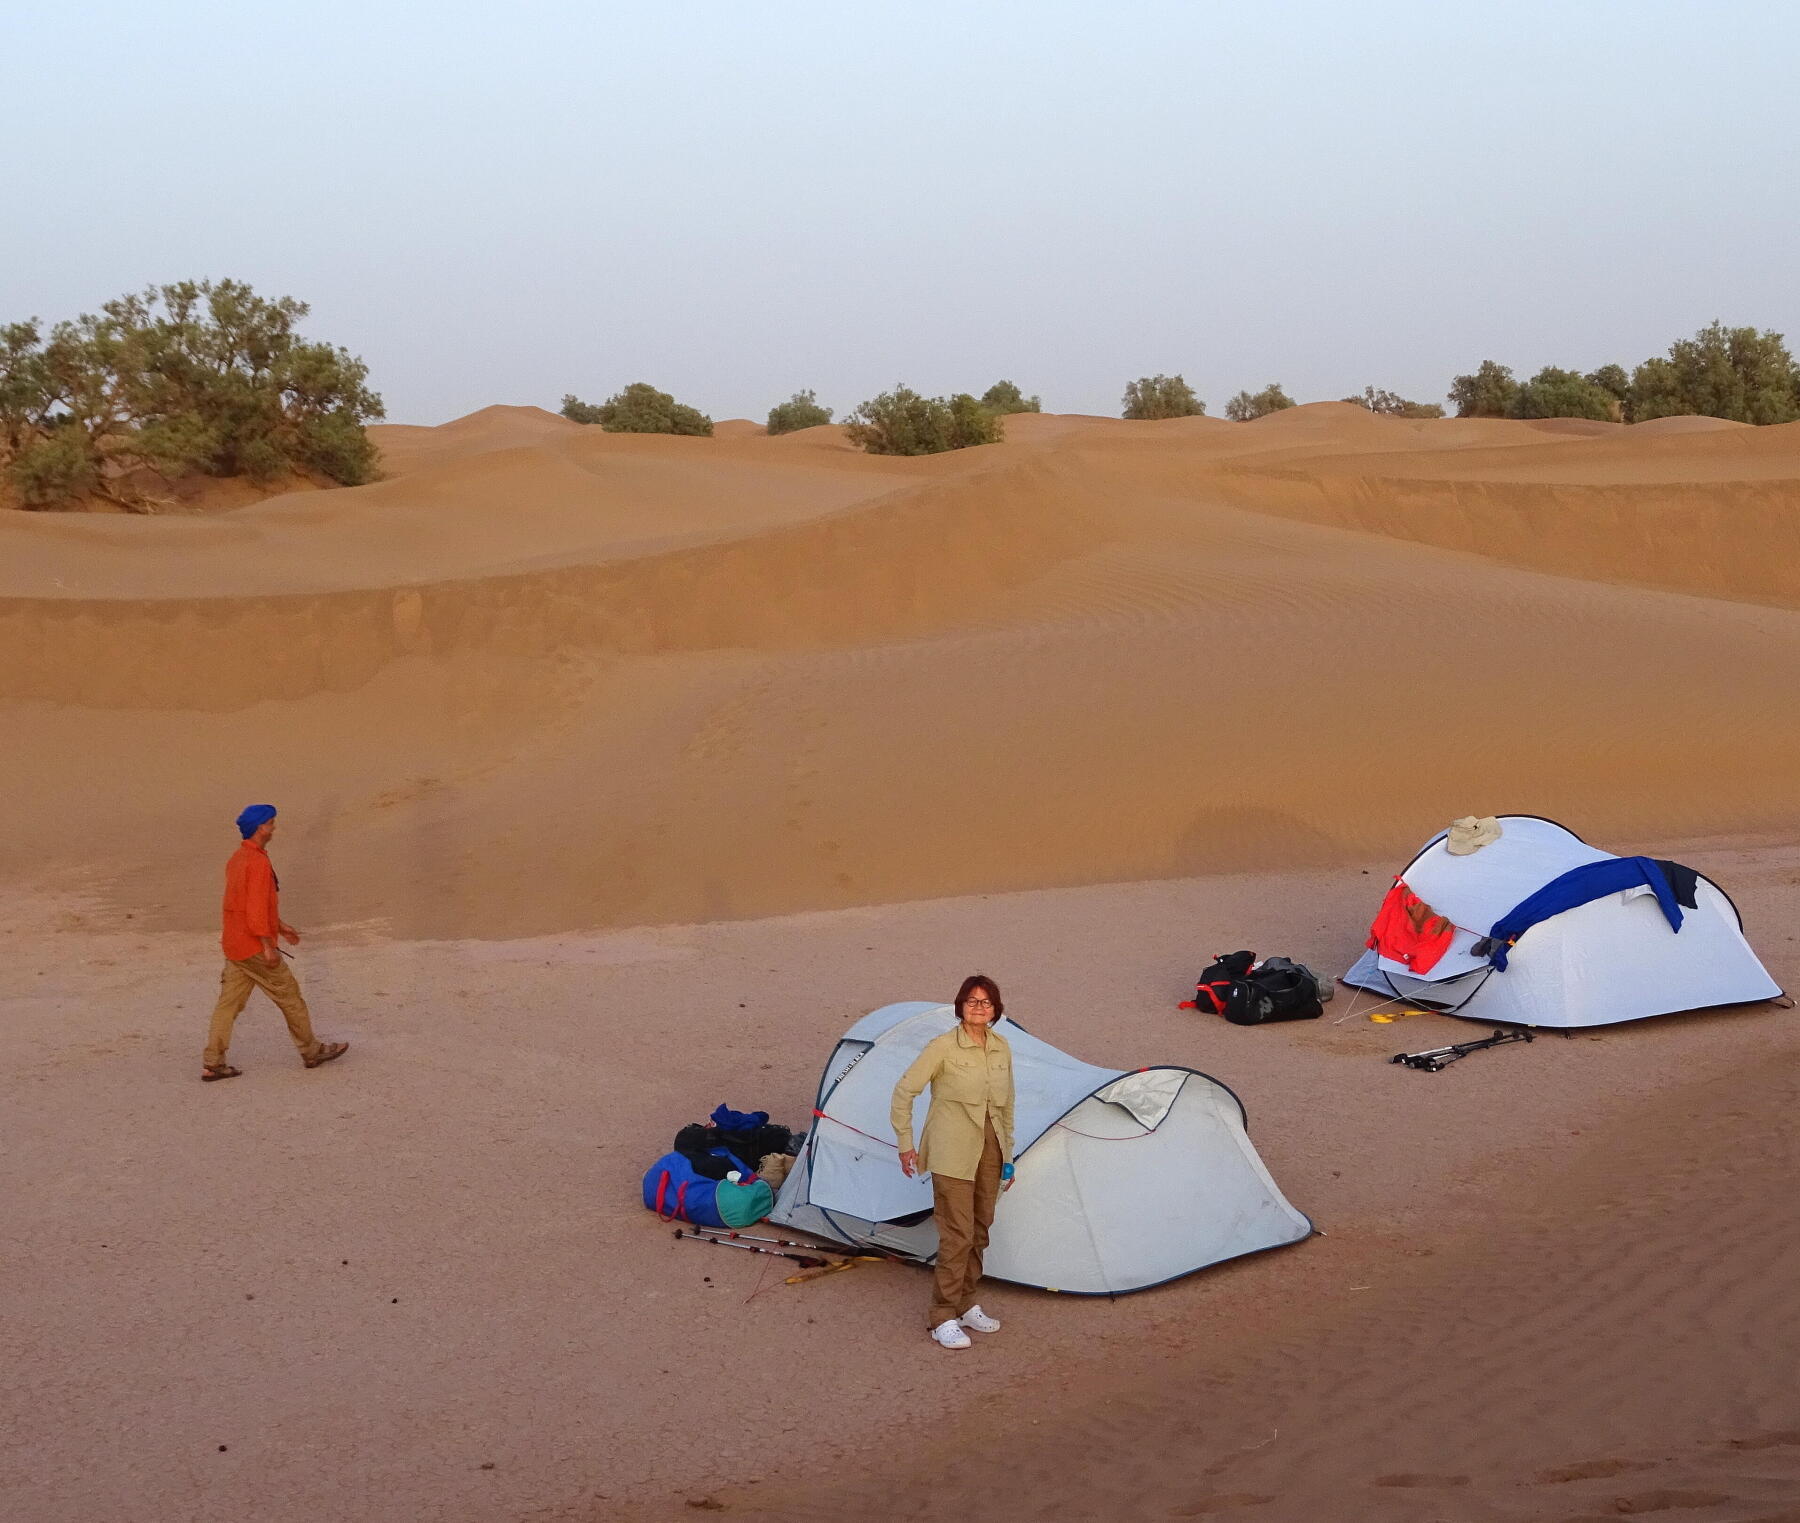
[2,280,383,510]
[560,394,606,424]
[1342,386,1444,418]
[1628,322,1800,424]
[0,321,51,456]
[1121,374,1205,420]
[1585,364,1631,404]
[843,384,1003,455]
[1448,360,1520,418]
[1224,383,1297,422]
[1511,366,1617,421]
[979,380,1041,414]
[765,389,834,435]
[562,381,713,436]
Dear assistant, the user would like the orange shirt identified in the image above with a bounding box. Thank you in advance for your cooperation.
[221,841,281,961]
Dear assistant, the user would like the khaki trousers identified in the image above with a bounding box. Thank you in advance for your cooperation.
[928,1120,1003,1328]
[204,956,323,1067]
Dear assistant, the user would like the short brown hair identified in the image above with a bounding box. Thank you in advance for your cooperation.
[954,974,1003,1022]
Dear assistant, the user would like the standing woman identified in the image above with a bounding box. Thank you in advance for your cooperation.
[890,974,1016,1350]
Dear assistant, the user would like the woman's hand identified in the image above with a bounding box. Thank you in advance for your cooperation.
[899,1150,919,1177]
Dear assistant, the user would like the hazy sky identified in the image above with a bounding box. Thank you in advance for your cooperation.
[7,1,1797,425]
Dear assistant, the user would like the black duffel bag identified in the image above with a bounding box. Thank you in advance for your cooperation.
[1192,951,1327,1025]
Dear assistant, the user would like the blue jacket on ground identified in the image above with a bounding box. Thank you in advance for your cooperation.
[1487,857,1683,969]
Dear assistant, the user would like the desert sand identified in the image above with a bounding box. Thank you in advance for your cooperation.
[4,404,1798,1521]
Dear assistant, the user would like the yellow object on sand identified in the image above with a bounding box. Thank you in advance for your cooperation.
[1369,1008,1429,1023]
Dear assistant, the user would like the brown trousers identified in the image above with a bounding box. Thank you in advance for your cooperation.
[203,956,323,1067]
[928,1119,1003,1327]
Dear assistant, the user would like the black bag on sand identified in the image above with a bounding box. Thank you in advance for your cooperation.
[1193,951,1257,1016]
[1193,951,1327,1025]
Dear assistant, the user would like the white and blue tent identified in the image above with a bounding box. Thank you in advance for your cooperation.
[1343,816,1781,1028]
[769,1002,1312,1296]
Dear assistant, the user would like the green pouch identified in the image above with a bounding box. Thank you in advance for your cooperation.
[714,1176,775,1228]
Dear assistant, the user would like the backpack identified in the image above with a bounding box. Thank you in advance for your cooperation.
[1192,951,1329,1026]
[642,1147,774,1229]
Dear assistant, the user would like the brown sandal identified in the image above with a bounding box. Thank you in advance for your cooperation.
[202,1064,243,1082]
[303,1040,349,1069]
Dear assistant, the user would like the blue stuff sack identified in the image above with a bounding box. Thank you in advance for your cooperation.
[642,1148,774,1229]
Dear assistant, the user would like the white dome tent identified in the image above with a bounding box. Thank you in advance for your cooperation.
[769,1002,1312,1296]
[1342,816,1782,1028]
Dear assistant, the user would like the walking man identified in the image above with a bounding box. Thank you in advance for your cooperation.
[201,804,348,1082]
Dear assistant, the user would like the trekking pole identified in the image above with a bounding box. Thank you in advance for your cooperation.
[685,1227,902,1259]
[683,1228,824,1249]
[671,1228,836,1269]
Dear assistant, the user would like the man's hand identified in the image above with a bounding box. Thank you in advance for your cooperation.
[898,1150,919,1177]
[260,938,281,967]
[279,922,301,946]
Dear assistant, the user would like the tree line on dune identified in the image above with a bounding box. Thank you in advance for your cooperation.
[563,320,1799,458]
[5,282,1797,510]
[1450,324,1799,424]
[557,379,1044,452]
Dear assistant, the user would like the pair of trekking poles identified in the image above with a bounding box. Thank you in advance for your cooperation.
[671,1226,898,1282]
[1390,1027,1533,1072]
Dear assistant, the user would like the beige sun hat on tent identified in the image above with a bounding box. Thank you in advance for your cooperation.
[1445,816,1503,855]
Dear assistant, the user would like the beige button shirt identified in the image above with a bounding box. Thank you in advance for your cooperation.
[889,1023,1016,1182]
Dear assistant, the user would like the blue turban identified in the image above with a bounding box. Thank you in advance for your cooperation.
[236,804,278,838]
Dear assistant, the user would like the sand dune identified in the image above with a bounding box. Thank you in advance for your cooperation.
[8,398,1800,1522]
[367,403,585,475]
[4,403,1800,938]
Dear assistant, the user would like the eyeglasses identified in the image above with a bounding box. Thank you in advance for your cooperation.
[964,998,994,1009]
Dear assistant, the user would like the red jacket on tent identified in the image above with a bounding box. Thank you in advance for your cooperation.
[1366,878,1455,974]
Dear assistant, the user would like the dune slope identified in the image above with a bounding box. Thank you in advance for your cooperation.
[4,404,1799,938]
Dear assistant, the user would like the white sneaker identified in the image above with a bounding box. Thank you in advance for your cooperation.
[960,1304,1001,1334]
[930,1318,972,1349]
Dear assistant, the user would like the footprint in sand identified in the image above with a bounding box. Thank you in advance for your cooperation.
[1370,1473,1470,1488]
[1724,1429,1800,1450]
[1604,1492,1732,1514]
[1168,1495,1272,1516]
[1535,1458,1655,1483]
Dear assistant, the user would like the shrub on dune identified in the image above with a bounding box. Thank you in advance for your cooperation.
[980,380,1041,414]
[1224,383,1297,422]
[1448,360,1521,419]
[1121,374,1205,420]
[1511,366,1618,422]
[1628,323,1800,425]
[0,280,383,511]
[561,382,713,436]
[843,385,1002,455]
[765,389,834,435]
[1343,386,1445,419]
[1585,365,1631,409]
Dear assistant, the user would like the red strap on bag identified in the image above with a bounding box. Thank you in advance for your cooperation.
[1196,981,1232,1015]
[654,1170,690,1223]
